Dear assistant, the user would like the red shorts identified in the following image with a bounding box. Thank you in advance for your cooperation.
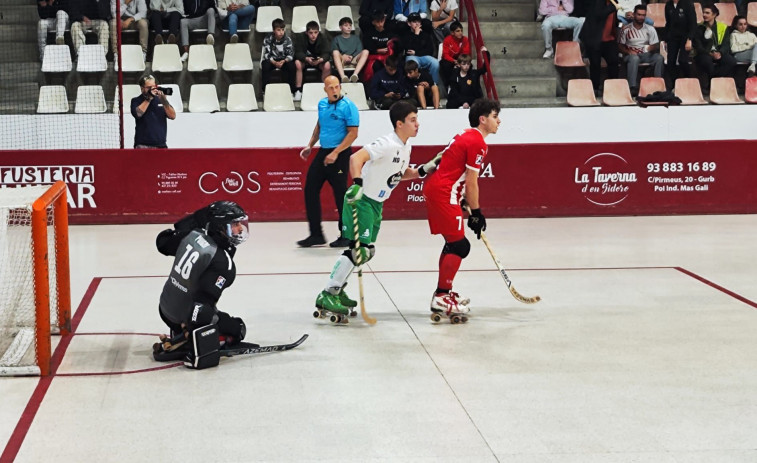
[424,190,465,240]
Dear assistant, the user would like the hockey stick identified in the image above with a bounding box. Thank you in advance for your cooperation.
[220,334,309,357]
[351,203,377,325]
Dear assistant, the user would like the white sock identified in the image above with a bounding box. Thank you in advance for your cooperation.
[325,255,354,294]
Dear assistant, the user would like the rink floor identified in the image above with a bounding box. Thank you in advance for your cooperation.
[2,215,757,463]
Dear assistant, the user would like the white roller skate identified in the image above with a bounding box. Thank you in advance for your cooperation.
[450,291,470,309]
[429,292,470,324]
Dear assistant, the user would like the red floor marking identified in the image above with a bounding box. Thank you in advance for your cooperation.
[675,267,757,309]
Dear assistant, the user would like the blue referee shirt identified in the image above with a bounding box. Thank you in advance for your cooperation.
[131,94,169,148]
[317,96,359,149]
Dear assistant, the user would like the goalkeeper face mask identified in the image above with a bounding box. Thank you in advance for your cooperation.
[226,216,250,246]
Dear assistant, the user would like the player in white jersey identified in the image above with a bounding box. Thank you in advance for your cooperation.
[314,101,441,319]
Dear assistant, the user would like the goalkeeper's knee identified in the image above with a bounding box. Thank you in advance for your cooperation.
[344,244,375,265]
[443,237,470,259]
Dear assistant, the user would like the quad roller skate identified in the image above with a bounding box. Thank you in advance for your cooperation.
[429,292,470,324]
[338,285,358,318]
[313,290,352,324]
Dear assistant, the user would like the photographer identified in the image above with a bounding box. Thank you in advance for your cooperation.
[131,75,176,149]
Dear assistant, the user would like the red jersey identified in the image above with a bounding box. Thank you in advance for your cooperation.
[442,35,471,63]
[424,128,488,206]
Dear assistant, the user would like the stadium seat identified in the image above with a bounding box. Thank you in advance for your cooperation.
[601,79,635,106]
[152,44,183,73]
[638,77,666,97]
[646,3,666,28]
[41,45,72,73]
[326,5,353,32]
[226,84,258,111]
[74,85,107,113]
[674,78,707,104]
[263,83,295,111]
[341,82,370,110]
[746,76,757,103]
[76,45,107,72]
[554,41,584,67]
[161,84,184,113]
[188,84,221,112]
[694,2,703,23]
[566,79,599,106]
[749,3,757,27]
[709,77,744,104]
[37,86,69,113]
[222,43,253,71]
[714,2,737,27]
[256,6,284,33]
[187,44,218,72]
[120,45,145,72]
[113,85,142,113]
[300,82,326,110]
[292,5,319,33]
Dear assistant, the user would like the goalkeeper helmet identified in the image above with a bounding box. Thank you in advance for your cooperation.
[207,201,249,246]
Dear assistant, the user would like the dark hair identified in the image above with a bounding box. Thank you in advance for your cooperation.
[404,60,419,72]
[272,18,285,30]
[468,98,500,128]
[449,21,463,32]
[385,54,400,69]
[306,20,320,31]
[633,4,646,13]
[732,14,747,28]
[702,3,718,16]
[371,10,387,22]
[389,101,417,128]
[339,16,353,26]
[139,74,156,87]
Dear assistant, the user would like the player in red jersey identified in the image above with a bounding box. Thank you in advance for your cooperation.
[423,98,501,316]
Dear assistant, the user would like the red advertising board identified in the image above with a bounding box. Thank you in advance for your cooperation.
[1,140,755,224]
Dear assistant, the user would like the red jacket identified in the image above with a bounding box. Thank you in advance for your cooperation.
[442,35,470,63]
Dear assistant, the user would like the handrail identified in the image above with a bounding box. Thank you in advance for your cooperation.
[458,0,499,100]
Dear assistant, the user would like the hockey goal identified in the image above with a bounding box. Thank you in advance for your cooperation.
[0,181,71,376]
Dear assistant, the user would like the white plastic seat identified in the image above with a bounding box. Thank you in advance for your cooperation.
[222,43,253,71]
[41,45,72,72]
[263,83,295,111]
[76,45,107,72]
[113,84,142,113]
[340,82,369,110]
[326,5,353,32]
[188,84,220,112]
[75,85,107,113]
[152,44,183,72]
[300,82,326,111]
[256,6,284,33]
[119,45,145,72]
[291,6,319,33]
[161,84,184,113]
[226,84,258,111]
[37,86,69,113]
[187,44,218,72]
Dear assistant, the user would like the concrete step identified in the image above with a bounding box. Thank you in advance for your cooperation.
[0,42,40,62]
[0,82,40,105]
[475,3,535,23]
[500,96,567,107]
[494,76,556,98]
[479,22,541,40]
[0,24,36,42]
[485,39,544,59]
[0,5,38,24]
[0,62,41,82]
[490,58,556,77]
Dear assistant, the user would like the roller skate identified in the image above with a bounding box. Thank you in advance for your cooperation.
[429,292,470,324]
[338,284,358,317]
[313,290,351,324]
[450,291,470,309]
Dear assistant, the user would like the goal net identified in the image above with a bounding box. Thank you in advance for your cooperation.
[0,181,71,376]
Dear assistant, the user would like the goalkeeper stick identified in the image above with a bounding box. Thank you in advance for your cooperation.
[351,204,377,325]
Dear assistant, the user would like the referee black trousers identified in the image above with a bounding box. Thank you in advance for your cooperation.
[304,147,351,238]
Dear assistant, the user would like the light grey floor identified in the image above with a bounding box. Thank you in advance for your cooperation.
[2,215,757,462]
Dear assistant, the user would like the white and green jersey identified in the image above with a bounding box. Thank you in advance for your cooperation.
[361,132,412,202]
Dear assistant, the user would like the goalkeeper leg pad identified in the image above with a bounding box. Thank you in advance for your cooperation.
[184,324,221,370]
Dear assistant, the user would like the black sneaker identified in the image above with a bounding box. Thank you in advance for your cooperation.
[297,235,326,247]
[329,236,351,248]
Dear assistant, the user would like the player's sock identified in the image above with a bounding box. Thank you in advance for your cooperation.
[326,255,354,293]
[437,252,462,292]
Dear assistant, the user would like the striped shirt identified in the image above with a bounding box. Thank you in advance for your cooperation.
[620,23,659,53]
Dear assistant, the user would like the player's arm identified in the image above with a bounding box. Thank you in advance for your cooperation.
[345,148,370,203]
[300,120,321,159]
[463,168,480,209]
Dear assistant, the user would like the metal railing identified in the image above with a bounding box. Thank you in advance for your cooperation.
[459,0,499,100]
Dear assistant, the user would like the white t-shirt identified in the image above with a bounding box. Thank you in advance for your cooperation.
[619,23,659,54]
[361,132,412,202]
[430,0,458,21]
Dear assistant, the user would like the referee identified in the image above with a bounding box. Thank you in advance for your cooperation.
[131,75,176,148]
[297,75,359,248]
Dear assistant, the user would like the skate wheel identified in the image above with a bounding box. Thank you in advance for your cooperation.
[430,313,442,323]
[340,315,349,324]
[461,316,468,323]
[330,314,339,323]
[152,342,162,353]
[451,315,462,324]
[350,310,357,317]
[312,310,321,319]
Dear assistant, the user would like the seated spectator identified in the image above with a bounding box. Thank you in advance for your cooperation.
[111,0,148,63]
[217,0,255,44]
[404,59,439,109]
[179,0,216,62]
[693,3,736,91]
[362,11,396,85]
[445,53,487,109]
[37,0,69,61]
[402,12,440,84]
[70,0,110,57]
[619,5,663,96]
[440,21,469,86]
[149,0,183,45]
[616,0,654,25]
[370,54,417,109]
[293,21,331,101]
[539,0,585,59]
[730,15,757,76]
[261,18,296,94]
[332,17,369,83]
[429,0,457,42]
[359,0,394,31]
[394,0,427,22]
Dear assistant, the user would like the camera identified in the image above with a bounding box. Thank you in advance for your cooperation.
[156,86,173,95]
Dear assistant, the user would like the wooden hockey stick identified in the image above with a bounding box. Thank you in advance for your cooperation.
[351,203,377,324]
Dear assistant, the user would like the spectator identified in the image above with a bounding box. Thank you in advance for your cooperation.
[149,0,183,45]
[693,3,736,91]
[131,74,176,149]
[370,54,417,109]
[404,59,439,109]
[394,0,427,22]
[580,0,619,90]
[619,5,663,96]
[216,0,255,44]
[445,53,487,109]
[664,0,697,82]
[430,0,457,42]
[261,18,296,94]
[402,12,440,84]
[539,0,585,59]
[70,0,111,57]
[616,0,654,25]
[440,21,469,86]
[358,0,394,32]
[293,21,332,101]
[332,17,370,83]
[730,15,757,76]
[111,0,148,63]
[179,0,216,62]
[37,0,68,61]
[362,11,395,85]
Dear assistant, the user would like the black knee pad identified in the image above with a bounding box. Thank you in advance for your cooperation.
[189,302,217,329]
[216,311,246,342]
[343,244,375,266]
[443,237,471,259]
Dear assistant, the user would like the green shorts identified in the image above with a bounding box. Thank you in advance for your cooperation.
[341,196,383,244]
